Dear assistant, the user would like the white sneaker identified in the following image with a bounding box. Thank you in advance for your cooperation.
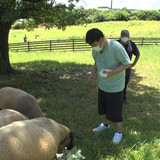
[112,132,122,144]
[93,123,110,132]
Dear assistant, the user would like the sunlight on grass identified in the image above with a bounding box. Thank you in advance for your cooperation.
[10,50,94,68]
[130,129,140,136]
[9,21,160,43]
[104,139,160,160]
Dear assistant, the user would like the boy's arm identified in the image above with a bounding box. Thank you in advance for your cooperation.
[105,64,131,78]
[88,62,97,82]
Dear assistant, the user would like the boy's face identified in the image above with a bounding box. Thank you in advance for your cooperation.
[90,41,99,47]
[90,37,103,48]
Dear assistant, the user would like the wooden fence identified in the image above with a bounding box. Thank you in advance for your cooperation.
[9,37,160,52]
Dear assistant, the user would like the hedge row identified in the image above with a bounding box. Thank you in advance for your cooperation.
[81,8,160,23]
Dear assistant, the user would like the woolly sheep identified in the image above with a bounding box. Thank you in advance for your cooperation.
[0,87,44,119]
[0,117,74,160]
[0,109,28,128]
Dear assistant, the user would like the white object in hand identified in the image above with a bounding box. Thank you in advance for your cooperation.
[99,69,111,78]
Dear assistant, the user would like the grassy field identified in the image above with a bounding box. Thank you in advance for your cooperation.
[9,21,160,43]
[1,44,160,159]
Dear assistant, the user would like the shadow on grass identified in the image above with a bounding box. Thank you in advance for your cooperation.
[0,61,160,159]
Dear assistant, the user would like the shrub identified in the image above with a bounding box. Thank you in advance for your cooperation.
[12,22,24,29]
[114,10,130,21]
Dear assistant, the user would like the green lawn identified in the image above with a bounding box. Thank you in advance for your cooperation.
[9,21,160,43]
[1,45,160,159]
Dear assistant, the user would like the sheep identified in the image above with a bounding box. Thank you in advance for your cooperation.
[0,87,44,119]
[0,117,74,160]
[0,109,28,128]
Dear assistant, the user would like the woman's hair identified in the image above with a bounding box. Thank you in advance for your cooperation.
[86,28,104,45]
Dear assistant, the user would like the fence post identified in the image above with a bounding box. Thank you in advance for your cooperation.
[73,39,75,51]
[142,37,144,45]
[28,42,30,51]
[50,40,52,51]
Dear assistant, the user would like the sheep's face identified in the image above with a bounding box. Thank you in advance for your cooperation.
[60,132,74,150]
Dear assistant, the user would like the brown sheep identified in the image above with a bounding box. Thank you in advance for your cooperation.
[0,109,28,127]
[0,117,74,160]
[0,87,44,119]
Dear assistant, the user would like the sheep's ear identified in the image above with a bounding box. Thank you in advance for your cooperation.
[70,132,80,139]
[60,134,72,148]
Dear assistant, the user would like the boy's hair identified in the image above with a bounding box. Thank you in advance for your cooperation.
[86,28,104,45]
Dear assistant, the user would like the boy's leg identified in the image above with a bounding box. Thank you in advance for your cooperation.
[115,122,122,133]
[102,115,109,125]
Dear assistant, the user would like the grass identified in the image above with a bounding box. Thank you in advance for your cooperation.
[1,45,160,159]
[9,21,160,43]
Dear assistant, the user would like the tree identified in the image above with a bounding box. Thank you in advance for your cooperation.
[0,0,81,74]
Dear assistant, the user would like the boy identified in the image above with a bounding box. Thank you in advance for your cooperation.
[86,28,131,144]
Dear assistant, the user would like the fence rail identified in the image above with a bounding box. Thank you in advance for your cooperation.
[9,37,160,52]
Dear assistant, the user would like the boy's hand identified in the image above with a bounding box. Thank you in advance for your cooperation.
[88,74,94,82]
[103,70,113,78]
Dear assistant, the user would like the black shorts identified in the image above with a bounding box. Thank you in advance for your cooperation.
[98,88,123,122]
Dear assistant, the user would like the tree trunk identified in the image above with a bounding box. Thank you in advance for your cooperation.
[0,22,13,74]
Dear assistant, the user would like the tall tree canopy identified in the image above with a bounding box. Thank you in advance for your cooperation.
[0,0,82,73]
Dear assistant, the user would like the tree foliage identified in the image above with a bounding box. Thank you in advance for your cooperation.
[0,0,85,73]
[0,0,84,30]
